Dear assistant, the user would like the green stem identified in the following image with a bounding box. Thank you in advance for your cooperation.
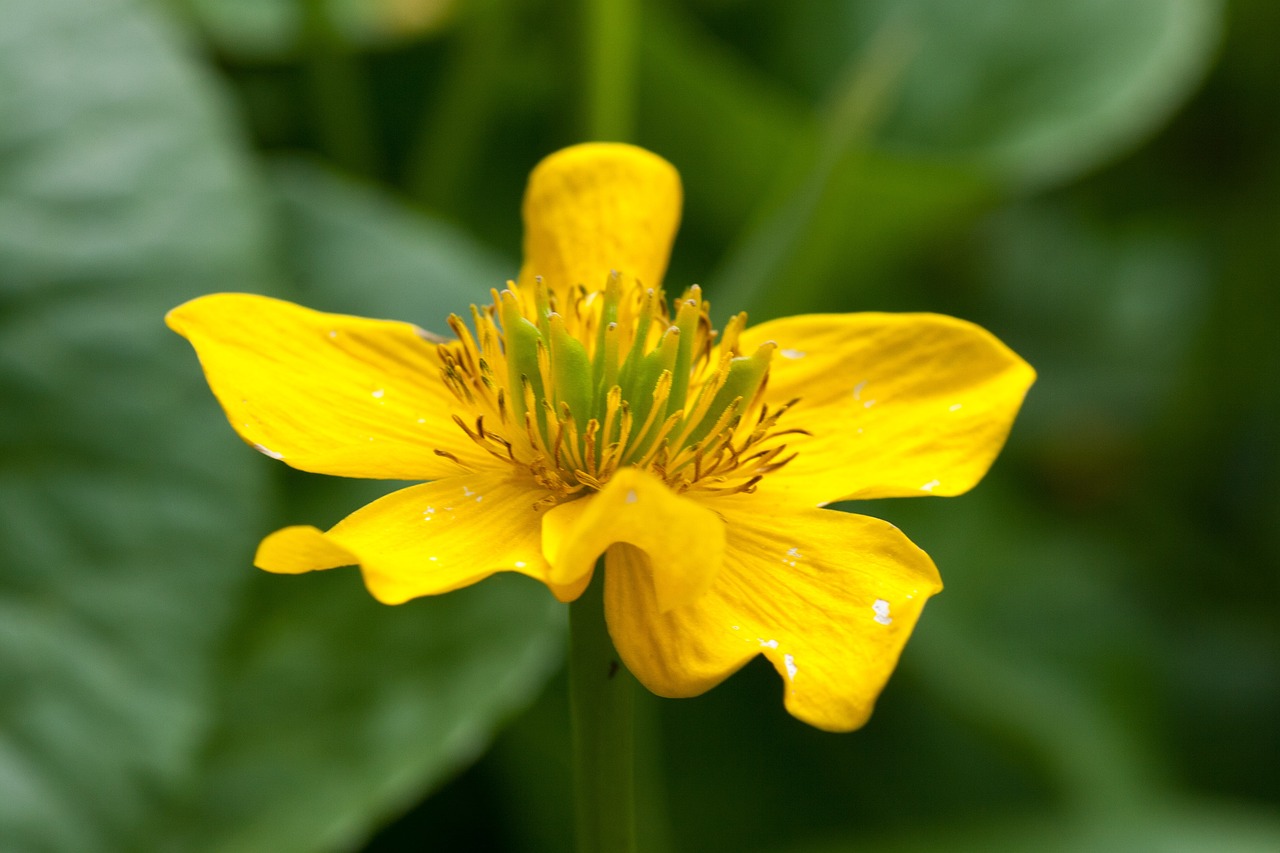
[569,565,635,853]
[406,0,506,207]
[583,0,637,140]
[300,0,378,176]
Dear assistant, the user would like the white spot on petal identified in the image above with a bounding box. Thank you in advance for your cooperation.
[417,418,426,424]
[949,403,963,412]
[372,388,385,399]
[252,443,284,460]
[780,349,806,360]
[429,556,438,562]
[863,399,877,409]
[784,654,798,681]
[758,638,779,649]
[787,547,801,558]
[625,489,638,504]
[853,380,866,401]
[873,599,893,625]
[515,561,527,569]
[463,486,475,497]
[920,479,940,492]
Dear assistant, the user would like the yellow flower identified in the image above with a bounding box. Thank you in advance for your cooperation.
[167,143,1034,732]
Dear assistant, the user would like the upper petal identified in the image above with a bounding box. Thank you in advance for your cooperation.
[604,496,942,731]
[518,143,682,298]
[255,472,578,603]
[739,312,1035,505]
[167,293,486,480]
[541,468,725,613]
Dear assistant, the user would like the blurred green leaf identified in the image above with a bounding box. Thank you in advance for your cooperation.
[705,0,1224,187]
[973,202,1210,503]
[641,6,995,317]
[145,161,562,852]
[268,156,512,323]
[870,0,1223,186]
[663,0,1221,317]
[2,6,564,849]
[156,570,563,853]
[174,0,456,60]
[0,0,277,847]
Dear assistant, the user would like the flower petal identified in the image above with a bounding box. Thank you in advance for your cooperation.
[740,313,1035,505]
[254,472,576,603]
[167,293,485,480]
[604,497,942,732]
[518,143,681,298]
[541,468,725,613]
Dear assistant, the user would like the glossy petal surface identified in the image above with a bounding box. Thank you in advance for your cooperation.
[740,312,1035,505]
[254,473,570,603]
[604,497,941,731]
[167,293,482,479]
[518,143,682,297]
[542,468,725,613]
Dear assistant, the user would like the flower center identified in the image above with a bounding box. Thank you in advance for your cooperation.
[435,275,806,507]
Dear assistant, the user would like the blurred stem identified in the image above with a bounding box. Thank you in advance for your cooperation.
[569,564,636,853]
[300,0,378,175]
[709,19,914,319]
[584,0,637,140]
[407,0,507,208]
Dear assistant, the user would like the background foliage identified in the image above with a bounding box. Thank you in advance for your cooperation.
[1,0,1275,850]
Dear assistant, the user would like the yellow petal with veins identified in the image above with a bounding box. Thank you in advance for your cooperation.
[739,312,1035,506]
[254,472,580,603]
[167,293,484,480]
[518,143,681,299]
[604,495,941,732]
[541,468,725,613]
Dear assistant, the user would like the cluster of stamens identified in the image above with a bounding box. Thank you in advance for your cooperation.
[435,274,807,508]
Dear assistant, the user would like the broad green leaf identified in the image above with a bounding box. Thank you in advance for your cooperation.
[661,0,1219,317]
[149,161,563,852]
[710,0,1223,187]
[173,0,456,61]
[0,0,278,848]
[157,568,563,853]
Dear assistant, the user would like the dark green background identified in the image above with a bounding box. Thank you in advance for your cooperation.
[2,0,1276,850]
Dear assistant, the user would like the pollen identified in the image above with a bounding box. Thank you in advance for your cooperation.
[433,274,808,505]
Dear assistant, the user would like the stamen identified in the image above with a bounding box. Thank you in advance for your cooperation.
[434,277,803,504]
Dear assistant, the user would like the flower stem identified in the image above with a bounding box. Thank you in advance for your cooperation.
[300,0,378,176]
[583,0,637,141]
[569,564,636,853]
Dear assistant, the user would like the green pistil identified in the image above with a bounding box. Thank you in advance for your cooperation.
[549,313,593,428]
[626,326,679,434]
[668,290,701,414]
[493,279,774,485]
[615,288,656,399]
[500,290,546,432]
[684,343,775,446]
